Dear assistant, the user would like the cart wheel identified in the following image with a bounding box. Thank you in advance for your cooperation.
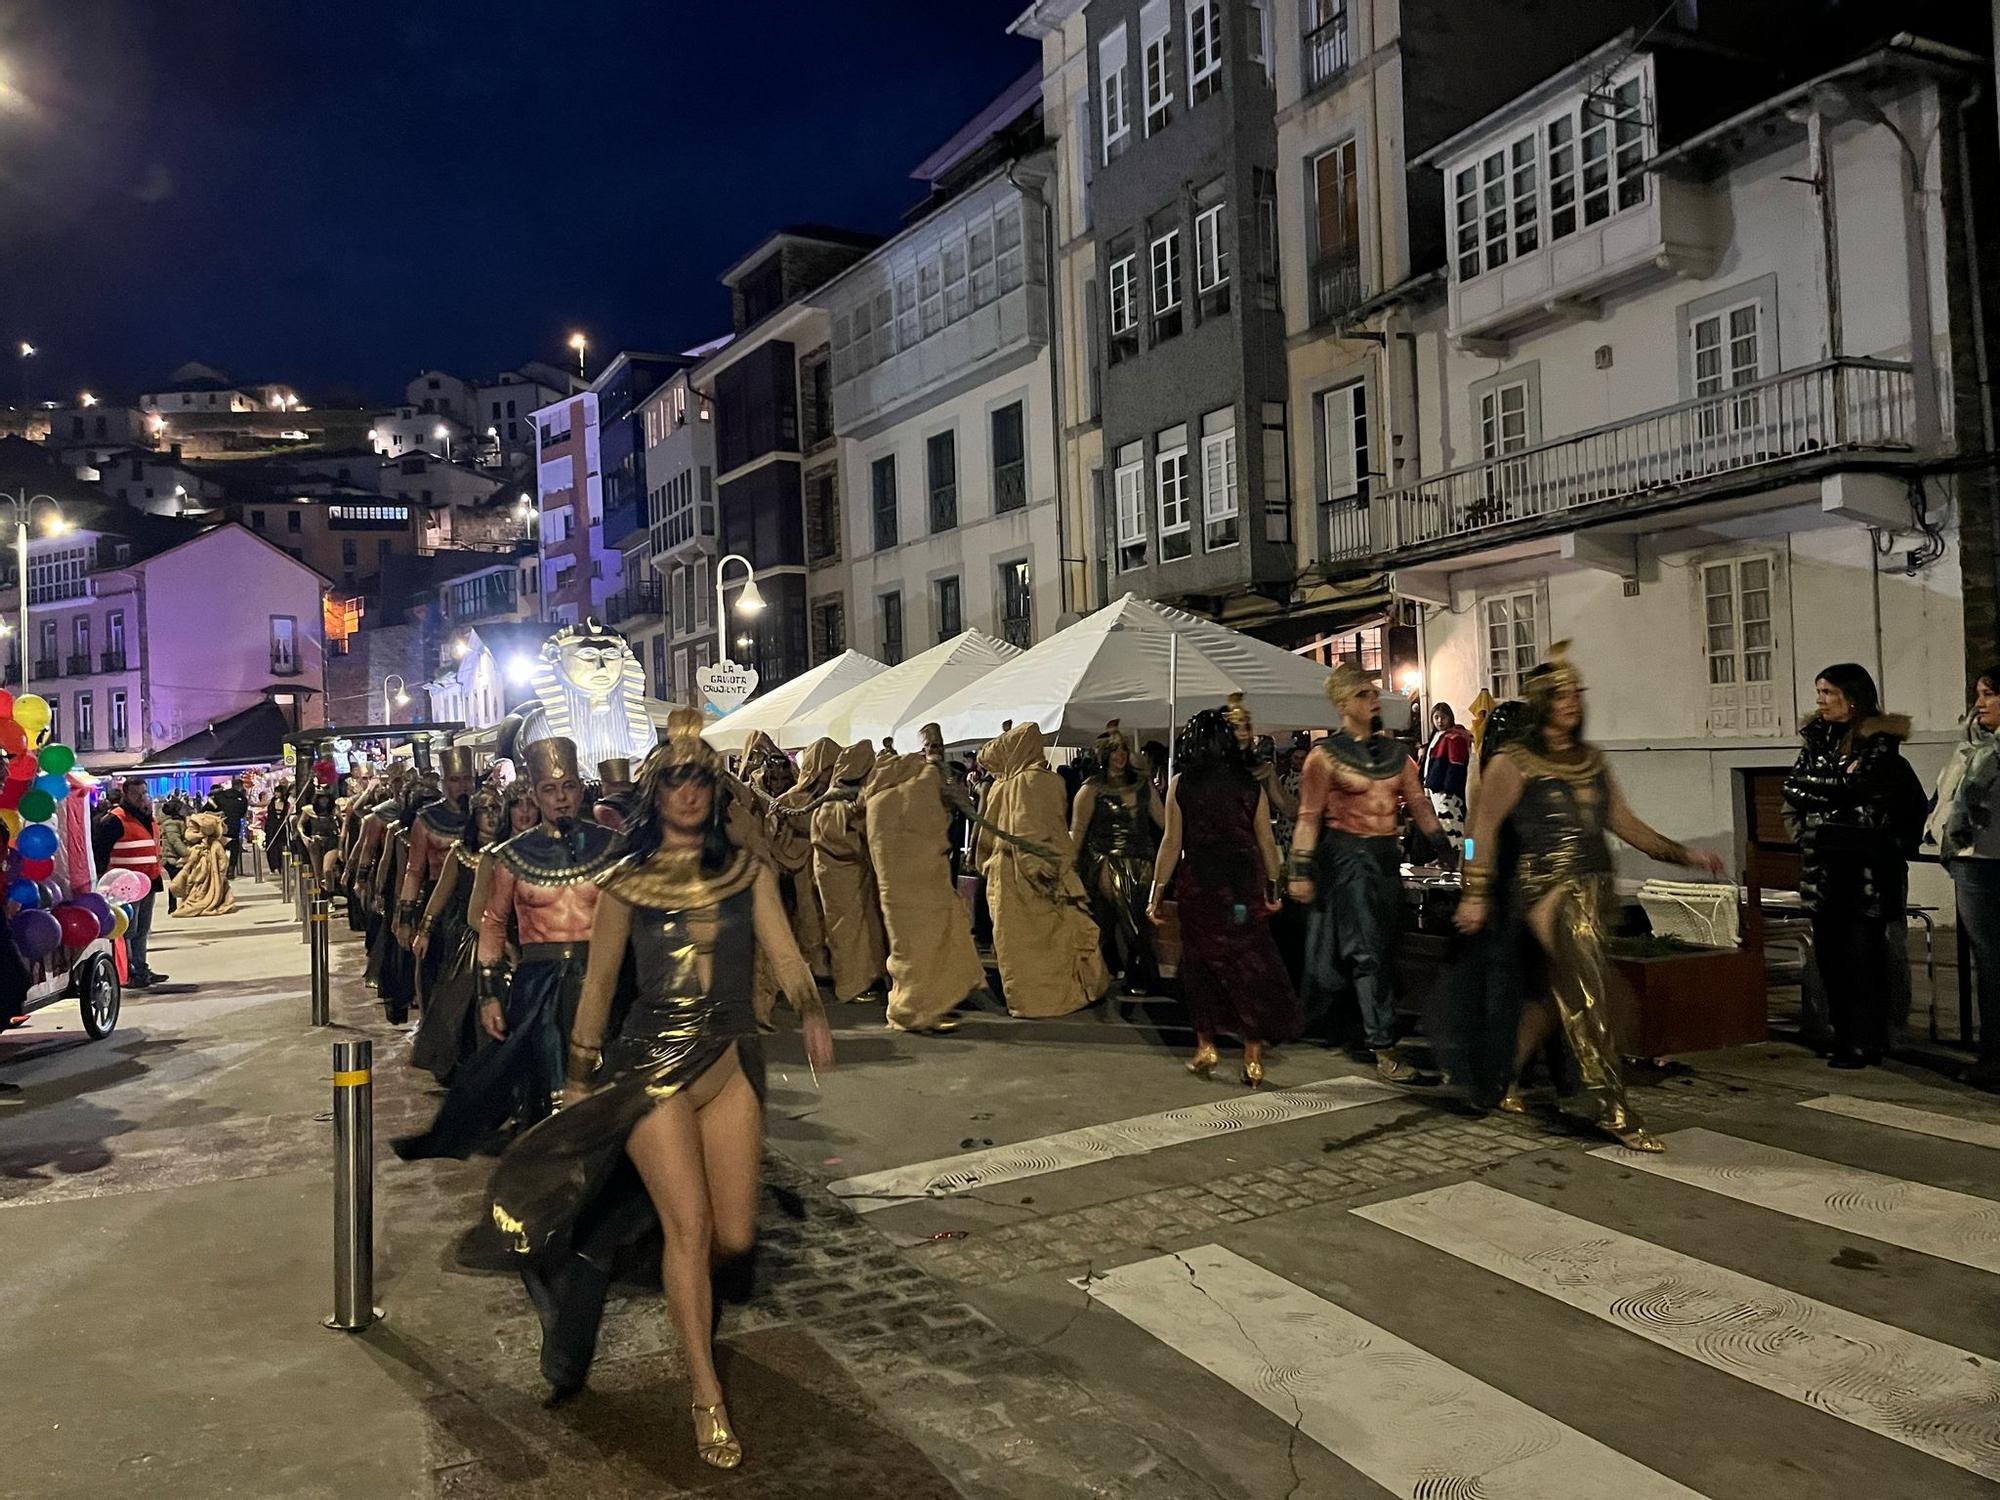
[79,954,121,1039]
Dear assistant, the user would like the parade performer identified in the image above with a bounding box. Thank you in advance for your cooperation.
[497,618,655,780]
[771,737,838,985]
[350,773,405,952]
[810,741,887,1003]
[368,773,438,1021]
[977,722,1107,1018]
[869,750,985,1033]
[592,757,637,832]
[478,712,834,1463]
[169,808,237,917]
[397,747,480,1014]
[1290,665,1450,1082]
[1455,646,1722,1151]
[409,786,505,1084]
[1148,704,1300,1085]
[394,739,620,1159]
[1069,720,1163,995]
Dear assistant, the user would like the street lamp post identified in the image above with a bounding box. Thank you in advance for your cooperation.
[433,424,451,462]
[713,553,766,666]
[383,673,410,722]
[2,489,66,682]
[567,332,588,377]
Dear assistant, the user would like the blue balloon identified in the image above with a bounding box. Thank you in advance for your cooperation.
[15,824,57,861]
[6,877,38,908]
[32,773,67,801]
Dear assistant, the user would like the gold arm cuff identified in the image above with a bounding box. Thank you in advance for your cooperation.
[1459,862,1494,901]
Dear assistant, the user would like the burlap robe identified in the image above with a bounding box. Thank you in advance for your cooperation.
[812,742,888,1002]
[976,724,1107,1018]
[772,738,836,982]
[867,754,984,1031]
[171,812,238,917]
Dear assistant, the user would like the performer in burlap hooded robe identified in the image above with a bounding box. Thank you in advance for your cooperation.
[976,722,1107,1018]
[772,737,838,983]
[810,741,887,1002]
[868,752,985,1032]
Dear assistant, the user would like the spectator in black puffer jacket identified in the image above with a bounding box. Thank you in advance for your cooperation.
[1782,662,1911,1070]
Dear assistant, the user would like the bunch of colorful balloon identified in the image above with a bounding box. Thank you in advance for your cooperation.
[0,691,115,962]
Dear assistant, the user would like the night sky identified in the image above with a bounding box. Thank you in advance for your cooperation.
[0,1,1038,408]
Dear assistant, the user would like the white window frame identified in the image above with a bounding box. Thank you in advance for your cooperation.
[1321,381,1368,501]
[1447,62,1651,284]
[1114,458,1148,572]
[1690,299,1764,437]
[1099,26,1131,163]
[1150,230,1182,315]
[1194,203,1229,292]
[1200,421,1238,549]
[1109,253,1138,335]
[1140,0,1172,136]
[1186,0,1221,96]
[1156,440,1191,558]
[1479,379,1532,460]
[1700,552,1784,736]
[1480,588,1544,700]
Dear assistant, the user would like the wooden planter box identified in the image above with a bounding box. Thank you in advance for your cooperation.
[1610,945,1767,1058]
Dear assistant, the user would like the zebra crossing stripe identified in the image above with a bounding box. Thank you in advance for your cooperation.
[1084,1243,1710,1499]
[1799,1093,2000,1151]
[1356,1181,2000,1482]
[827,1076,1396,1211]
[1588,1128,2000,1275]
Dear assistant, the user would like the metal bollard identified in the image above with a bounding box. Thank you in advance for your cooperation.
[310,894,331,1026]
[298,871,312,943]
[279,850,293,905]
[326,1039,378,1332]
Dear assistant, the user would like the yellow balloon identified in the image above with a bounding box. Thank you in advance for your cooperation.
[13,694,50,737]
[0,808,19,834]
[112,906,129,938]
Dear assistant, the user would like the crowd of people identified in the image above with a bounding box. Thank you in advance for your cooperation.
[208,643,2000,1473]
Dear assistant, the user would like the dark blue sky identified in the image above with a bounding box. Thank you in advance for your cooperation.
[0,1,1038,407]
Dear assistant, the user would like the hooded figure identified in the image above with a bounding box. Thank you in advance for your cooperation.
[170,809,237,917]
[976,722,1108,1018]
[867,752,985,1032]
[811,741,888,1002]
[774,737,839,983]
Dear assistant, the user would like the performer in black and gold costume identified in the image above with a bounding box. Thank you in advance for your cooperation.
[1455,646,1722,1151]
[409,785,504,1085]
[480,710,834,1467]
[1069,720,1164,995]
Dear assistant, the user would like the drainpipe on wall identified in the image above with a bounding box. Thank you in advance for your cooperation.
[1009,158,1083,619]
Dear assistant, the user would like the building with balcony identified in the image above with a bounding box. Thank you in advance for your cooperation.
[1316,24,1995,883]
[694,226,879,690]
[0,505,327,770]
[1074,0,1298,630]
[639,359,724,705]
[823,75,1062,662]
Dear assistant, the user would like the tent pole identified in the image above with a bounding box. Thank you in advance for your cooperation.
[1166,632,1177,783]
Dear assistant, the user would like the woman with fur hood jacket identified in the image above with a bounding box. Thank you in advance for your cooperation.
[1782,662,1912,1069]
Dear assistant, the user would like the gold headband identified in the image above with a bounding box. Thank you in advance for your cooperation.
[1325,663,1375,708]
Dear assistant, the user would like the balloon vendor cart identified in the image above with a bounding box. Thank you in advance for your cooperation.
[1,690,125,1041]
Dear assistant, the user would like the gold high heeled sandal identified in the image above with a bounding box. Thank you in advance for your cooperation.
[692,1402,742,1470]
[1186,1040,1220,1077]
[1241,1044,1266,1089]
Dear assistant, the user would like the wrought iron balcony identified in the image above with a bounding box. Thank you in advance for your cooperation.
[993,462,1027,515]
[1310,247,1365,327]
[65,652,90,675]
[1303,10,1351,94]
[1001,614,1033,650]
[33,657,57,679]
[109,732,129,752]
[1324,358,1918,563]
[602,583,661,626]
[101,649,127,673]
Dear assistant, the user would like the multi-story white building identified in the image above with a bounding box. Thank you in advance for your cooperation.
[530,389,602,625]
[1312,26,1992,888]
[819,75,1066,663]
[370,403,472,463]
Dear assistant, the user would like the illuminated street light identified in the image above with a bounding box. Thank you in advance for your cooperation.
[2,490,64,662]
[78,392,96,407]
[567,331,587,375]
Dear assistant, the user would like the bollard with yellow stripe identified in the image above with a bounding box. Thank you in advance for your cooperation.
[327,1038,378,1332]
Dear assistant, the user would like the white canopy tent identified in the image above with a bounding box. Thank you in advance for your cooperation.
[702,649,887,752]
[902,594,1336,749]
[783,629,1021,749]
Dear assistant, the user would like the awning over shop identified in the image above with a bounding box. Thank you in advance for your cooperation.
[128,701,294,775]
[907,594,1338,749]
[703,651,888,752]
[782,630,1019,749]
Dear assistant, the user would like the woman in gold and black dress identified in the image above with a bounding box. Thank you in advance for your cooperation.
[481,710,833,1469]
[410,787,503,1084]
[1455,648,1721,1151]
[1070,721,1164,995]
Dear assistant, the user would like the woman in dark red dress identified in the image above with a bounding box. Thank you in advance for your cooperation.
[1147,703,1302,1085]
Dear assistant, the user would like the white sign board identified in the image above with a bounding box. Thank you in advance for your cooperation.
[698,660,759,716]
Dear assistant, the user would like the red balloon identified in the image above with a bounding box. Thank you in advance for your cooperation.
[0,783,19,812]
[53,903,99,950]
[20,856,53,881]
[0,690,15,718]
[6,749,35,780]
[0,722,25,757]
